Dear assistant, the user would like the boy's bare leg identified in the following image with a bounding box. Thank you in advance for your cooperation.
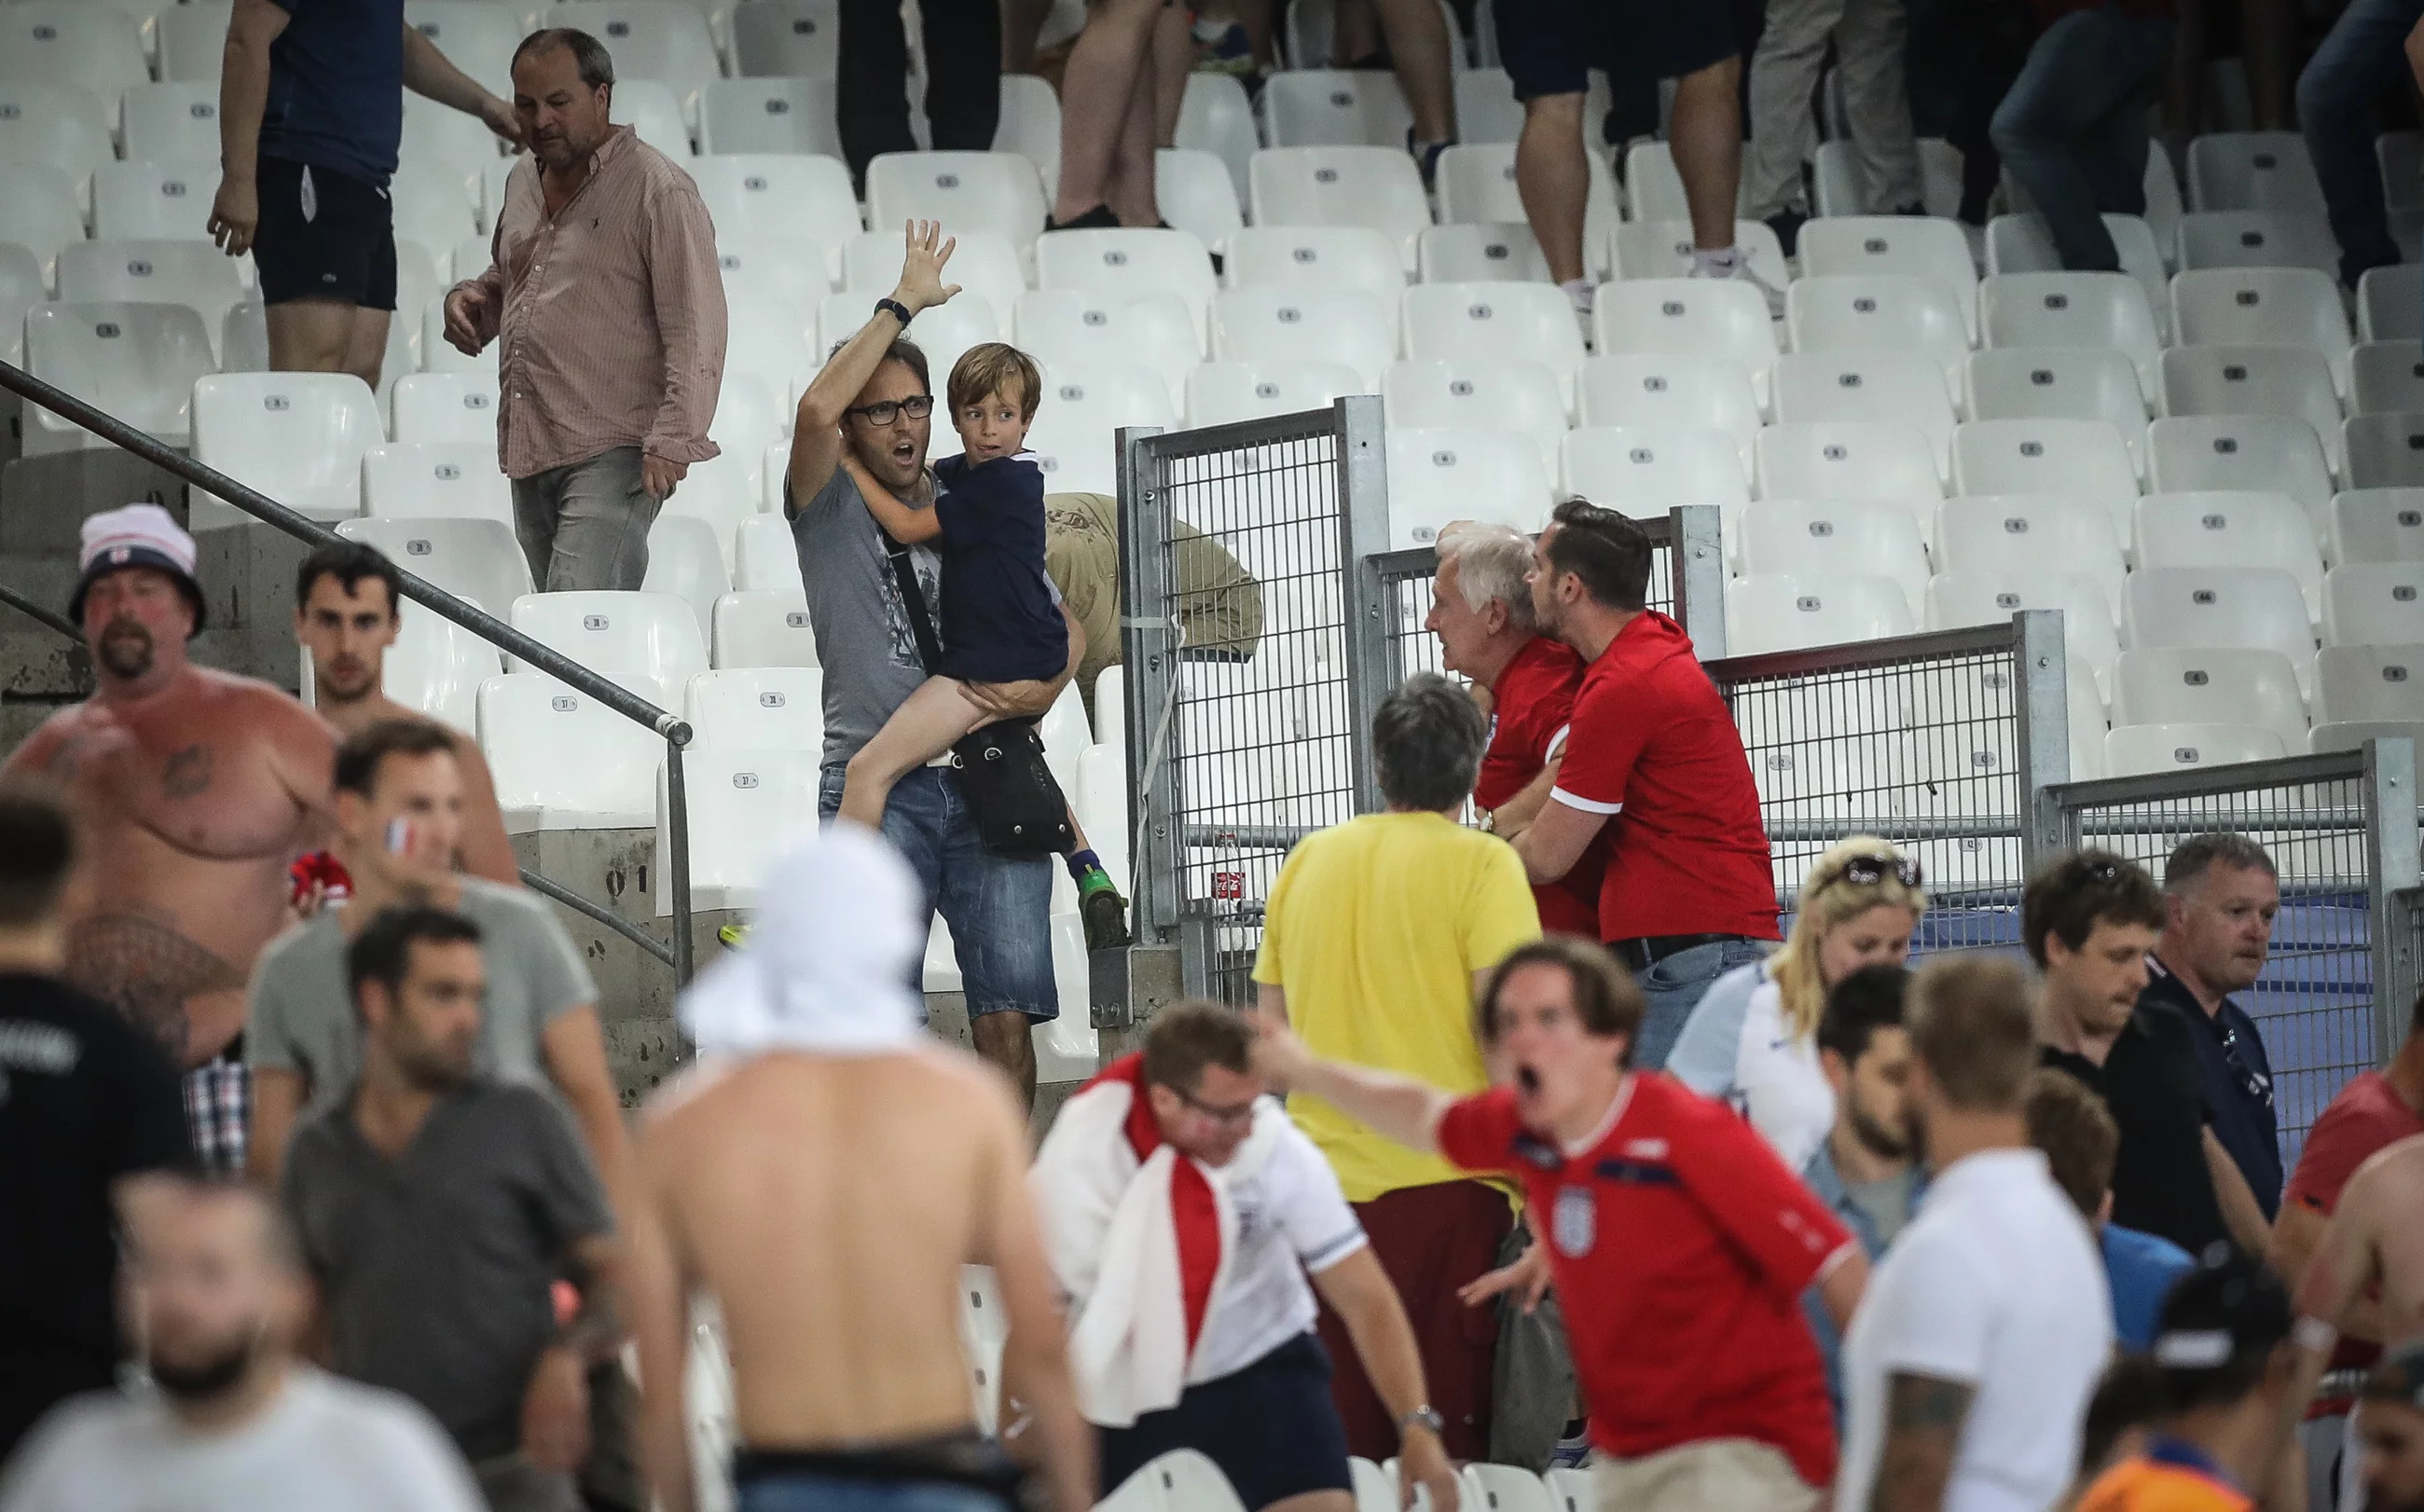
[838,677,993,828]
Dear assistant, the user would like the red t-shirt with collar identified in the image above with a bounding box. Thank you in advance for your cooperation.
[2281,1071,2424,1380]
[1436,1076,1852,1484]
[1475,637,1605,937]
[1550,612,1780,942]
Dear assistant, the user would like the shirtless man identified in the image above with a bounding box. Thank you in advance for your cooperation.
[291,539,516,886]
[1,504,334,1174]
[626,823,1091,1512]
[2283,1133,2424,1494]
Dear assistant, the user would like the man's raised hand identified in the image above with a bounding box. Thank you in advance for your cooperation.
[892,218,963,316]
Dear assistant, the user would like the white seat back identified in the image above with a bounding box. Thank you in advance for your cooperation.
[361,442,516,525]
[711,589,819,668]
[2318,642,2424,723]
[1382,358,1567,476]
[2125,568,2318,692]
[1785,273,1972,394]
[692,154,863,262]
[1756,421,1945,518]
[509,589,710,683]
[2147,415,2334,529]
[1184,360,1364,427]
[478,672,668,831]
[1384,427,1552,547]
[190,372,382,527]
[392,371,502,445]
[1246,146,1430,263]
[0,2,148,97]
[2345,412,2424,491]
[1401,282,1585,397]
[1577,353,1762,471]
[2159,344,2345,474]
[1208,285,1397,390]
[866,150,1048,248]
[93,160,222,241]
[2175,210,2339,277]
[698,76,842,157]
[337,515,531,617]
[1770,351,1956,476]
[1935,495,2127,615]
[1738,499,1932,617]
[2113,646,2309,750]
[643,515,733,642]
[1014,289,1201,412]
[22,301,215,453]
[1222,226,1407,301]
[2325,563,2424,646]
[1728,572,1917,655]
[729,0,843,76]
[1979,271,2165,394]
[2186,131,2326,213]
[2105,722,2290,777]
[2350,342,2424,416]
[656,745,822,911]
[1561,428,1748,523]
[385,607,502,735]
[1949,419,2142,547]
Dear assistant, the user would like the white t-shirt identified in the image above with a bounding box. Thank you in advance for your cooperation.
[0,1368,486,1512]
[1667,963,1835,1174]
[1836,1148,2114,1512]
[1190,1112,1370,1385]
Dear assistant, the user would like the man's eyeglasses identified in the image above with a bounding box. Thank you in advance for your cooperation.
[1175,1085,1259,1128]
[845,394,934,425]
[2219,1023,2273,1107]
[1836,855,1923,889]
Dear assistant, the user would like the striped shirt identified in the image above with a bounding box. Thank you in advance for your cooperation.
[458,127,727,479]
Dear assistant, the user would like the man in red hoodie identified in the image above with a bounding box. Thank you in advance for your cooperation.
[1509,501,1781,1071]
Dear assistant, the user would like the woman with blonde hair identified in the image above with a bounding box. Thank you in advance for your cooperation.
[1665,836,1928,1171]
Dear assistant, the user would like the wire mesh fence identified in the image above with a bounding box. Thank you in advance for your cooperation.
[2048,749,2414,1163]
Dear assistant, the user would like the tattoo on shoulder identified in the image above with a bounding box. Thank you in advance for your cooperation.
[161,744,213,801]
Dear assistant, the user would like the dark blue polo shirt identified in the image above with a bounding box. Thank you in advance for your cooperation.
[2142,955,2281,1218]
[259,0,406,186]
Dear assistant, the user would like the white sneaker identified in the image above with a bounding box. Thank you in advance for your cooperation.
[1562,278,1596,345]
[1689,246,1785,320]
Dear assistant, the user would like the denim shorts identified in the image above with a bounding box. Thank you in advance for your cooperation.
[819,763,1056,1022]
[1632,938,1770,1073]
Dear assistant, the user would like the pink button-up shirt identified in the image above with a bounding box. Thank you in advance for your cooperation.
[458,127,727,479]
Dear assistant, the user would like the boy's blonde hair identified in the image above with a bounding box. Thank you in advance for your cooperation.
[947,342,1044,419]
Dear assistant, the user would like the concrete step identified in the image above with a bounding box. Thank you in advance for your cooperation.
[0,451,189,553]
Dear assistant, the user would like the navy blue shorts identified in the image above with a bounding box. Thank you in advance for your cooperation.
[1098,1334,1353,1512]
[253,155,398,310]
[1494,0,1738,102]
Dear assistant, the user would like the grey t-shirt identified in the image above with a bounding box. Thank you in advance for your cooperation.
[282,1079,612,1461]
[789,465,943,768]
[1846,1167,1921,1250]
[245,879,596,1119]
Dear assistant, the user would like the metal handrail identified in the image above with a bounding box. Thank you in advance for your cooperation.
[0,358,696,983]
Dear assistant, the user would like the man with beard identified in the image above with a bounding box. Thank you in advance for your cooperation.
[1,504,337,1176]
[0,783,191,1461]
[282,906,620,1512]
[0,1179,484,1512]
[290,541,516,887]
[2356,1342,2424,1512]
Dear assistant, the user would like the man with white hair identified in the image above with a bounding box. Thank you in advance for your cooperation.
[1426,523,1604,938]
[624,824,1094,1512]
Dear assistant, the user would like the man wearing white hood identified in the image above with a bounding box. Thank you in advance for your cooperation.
[621,823,1093,1512]
[1032,1000,1460,1512]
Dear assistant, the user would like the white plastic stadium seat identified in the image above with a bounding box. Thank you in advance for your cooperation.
[1796,216,1981,338]
[1979,272,2166,395]
[0,3,148,97]
[337,516,532,617]
[1432,142,1618,264]
[478,672,668,831]
[723,234,837,323]
[693,155,863,266]
[1155,146,1246,250]
[1184,361,1365,427]
[2186,131,2326,213]
[1035,362,1179,436]
[2318,642,2424,723]
[1260,69,1413,149]
[1208,285,1398,390]
[2147,416,2334,531]
[609,79,695,160]
[1383,359,1567,475]
[2169,267,2354,386]
[0,163,89,280]
[2328,488,2424,566]
[393,370,503,444]
[121,82,224,165]
[1922,570,2123,692]
[1770,351,1957,476]
[729,0,842,77]
[2325,563,2424,646]
[656,745,821,912]
[22,302,216,456]
[0,81,113,188]
[1462,1464,1557,1512]
[2174,210,2340,277]
[1577,353,1763,471]
[1221,226,1406,302]
[1963,348,2152,472]
[1400,282,1587,399]
[2160,343,2345,474]
[2104,722,2289,777]
[510,590,710,685]
[2351,343,2424,416]
[2125,568,2318,693]
[1415,224,1553,284]
[2133,491,2324,618]
[1452,68,1525,145]
[1935,495,2127,615]
[157,0,234,83]
[0,246,44,367]
[58,241,248,361]
[2310,719,2424,754]
[1035,228,1219,346]
[1756,422,1945,522]
[2361,267,2422,342]
[385,609,501,735]
[1727,573,1917,655]
[360,442,516,526]
[1738,500,1932,618]
[397,94,503,176]
[1560,429,1748,523]
[2113,647,2308,750]
[993,75,1062,186]
[1013,290,1201,412]
[1594,280,1780,405]
[93,161,221,242]
[730,515,805,598]
[643,515,733,642]
[1949,419,2142,546]
[189,373,383,527]
[2345,412,2424,490]
[1174,73,1258,199]
[402,3,522,98]
[866,151,1048,248]
[841,224,1031,312]
[698,76,842,157]
[1605,219,1787,289]
[1247,147,1432,266]
[541,4,721,122]
[712,590,819,668]
[1384,427,1553,547]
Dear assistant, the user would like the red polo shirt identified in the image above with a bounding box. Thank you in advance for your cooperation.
[1438,1076,1852,1483]
[1475,637,1605,937]
[1550,612,1780,942]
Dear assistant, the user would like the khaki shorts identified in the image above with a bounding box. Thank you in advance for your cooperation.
[1594,1439,1817,1512]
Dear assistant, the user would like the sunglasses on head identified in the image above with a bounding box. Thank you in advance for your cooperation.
[1838,855,1923,888]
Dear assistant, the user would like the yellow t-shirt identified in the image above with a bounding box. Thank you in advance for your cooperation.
[1252,811,1541,1203]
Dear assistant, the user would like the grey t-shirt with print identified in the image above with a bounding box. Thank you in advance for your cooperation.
[789,464,943,769]
[244,877,597,1118]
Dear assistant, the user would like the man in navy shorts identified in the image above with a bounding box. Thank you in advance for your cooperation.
[210,0,516,390]
[1495,0,1767,320]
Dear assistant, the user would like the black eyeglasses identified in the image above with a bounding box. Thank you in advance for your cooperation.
[845,394,934,425]
[1174,1085,1259,1128]
[1837,855,1923,888]
[2218,1023,2273,1107]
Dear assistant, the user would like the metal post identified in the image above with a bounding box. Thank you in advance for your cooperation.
[1667,505,1727,658]
[1116,423,1178,945]
[1335,395,1393,816]
[2014,609,2073,870]
[665,738,694,985]
[2365,737,2421,1063]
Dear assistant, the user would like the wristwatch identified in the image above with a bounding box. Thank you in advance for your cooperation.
[874,296,914,328]
[1478,807,1498,835]
[1398,1406,1446,1439]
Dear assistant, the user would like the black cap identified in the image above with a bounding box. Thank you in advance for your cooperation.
[2151,1244,2293,1371]
[2365,1341,2424,1409]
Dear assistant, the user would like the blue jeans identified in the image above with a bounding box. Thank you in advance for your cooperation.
[2299,0,2424,287]
[1631,938,1771,1073]
[819,763,1057,1022]
[738,1476,1010,1512]
[1990,6,2173,271]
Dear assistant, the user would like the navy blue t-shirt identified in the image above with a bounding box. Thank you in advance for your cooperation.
[259,0,407,186]
[2141,956,2283,1218]
[930,452,1068,684]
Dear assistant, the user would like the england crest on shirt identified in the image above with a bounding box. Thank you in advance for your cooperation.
[1552,1184,1594,1257]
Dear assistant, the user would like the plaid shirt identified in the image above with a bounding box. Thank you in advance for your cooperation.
[183,1050,249,1177]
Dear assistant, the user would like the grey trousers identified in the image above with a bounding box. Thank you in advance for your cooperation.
[511,444,661,593]
[1741,0,1921,220]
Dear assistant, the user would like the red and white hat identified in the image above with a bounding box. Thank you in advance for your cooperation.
[68,502,206,632]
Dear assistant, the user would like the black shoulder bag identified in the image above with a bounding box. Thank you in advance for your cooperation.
[880,530,1075,857]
